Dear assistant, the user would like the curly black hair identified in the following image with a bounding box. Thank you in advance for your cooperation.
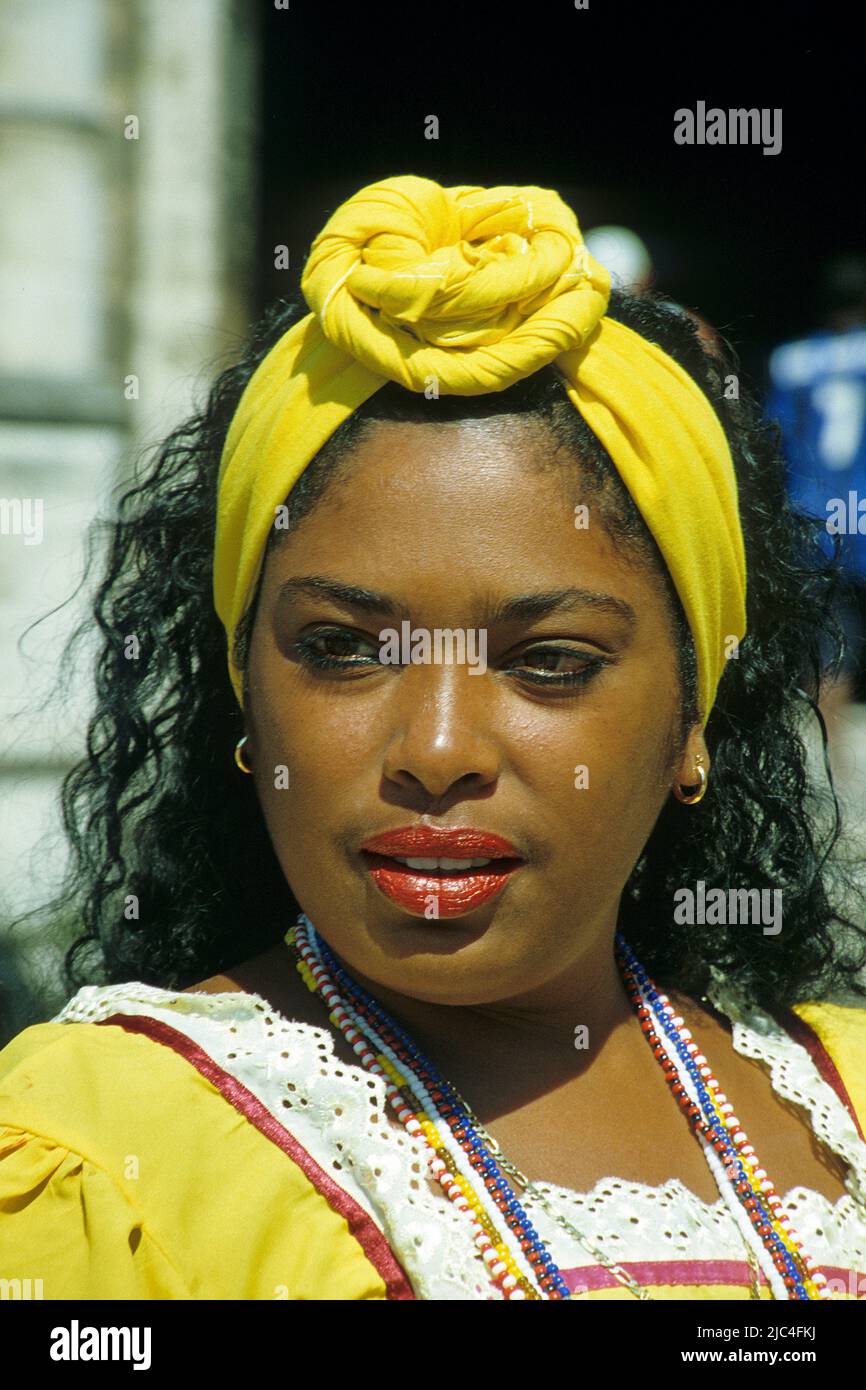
[8,286,866,1026]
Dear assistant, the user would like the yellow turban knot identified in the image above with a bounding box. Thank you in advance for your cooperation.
[214,174,747,728]
[302,176,609,391]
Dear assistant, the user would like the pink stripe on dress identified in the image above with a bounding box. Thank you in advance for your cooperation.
[560,1259,866,1294]
[96,1011,417,1300]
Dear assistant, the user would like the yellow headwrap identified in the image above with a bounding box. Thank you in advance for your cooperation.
[214,174,747,727]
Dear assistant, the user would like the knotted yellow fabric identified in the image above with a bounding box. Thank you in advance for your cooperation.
[214,174,747,725]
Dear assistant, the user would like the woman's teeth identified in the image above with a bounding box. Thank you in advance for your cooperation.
[390,856,493,871]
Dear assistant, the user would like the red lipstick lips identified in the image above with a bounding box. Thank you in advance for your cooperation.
[359,826,525,919]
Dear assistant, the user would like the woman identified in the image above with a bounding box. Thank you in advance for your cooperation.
[1,174,865,1301]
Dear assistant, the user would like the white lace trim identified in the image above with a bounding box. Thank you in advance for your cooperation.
[52,976,866,1300]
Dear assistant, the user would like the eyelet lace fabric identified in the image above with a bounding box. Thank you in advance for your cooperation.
[53,977,866,1300]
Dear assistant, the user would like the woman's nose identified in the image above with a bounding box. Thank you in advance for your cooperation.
[380,663,502,800]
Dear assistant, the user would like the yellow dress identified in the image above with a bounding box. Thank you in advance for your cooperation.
[0,977,864,1301]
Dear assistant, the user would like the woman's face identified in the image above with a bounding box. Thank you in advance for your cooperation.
[245,417,701,1007]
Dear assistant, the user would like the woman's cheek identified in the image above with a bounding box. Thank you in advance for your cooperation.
[250,726,363,843]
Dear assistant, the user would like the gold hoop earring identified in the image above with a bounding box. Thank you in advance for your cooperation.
[673,759,707,805]
[234,734,253,774]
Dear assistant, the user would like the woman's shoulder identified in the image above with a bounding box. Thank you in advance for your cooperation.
[0,983,220,1118]
[0,984,232,1219]
[672,976,866,1162]
[790,996,866,1043]
[0,992,212,1299]
[703,978,866,1143]
[787,997,866,1131]
[0,981,401,1300]
[0,975,328,1145]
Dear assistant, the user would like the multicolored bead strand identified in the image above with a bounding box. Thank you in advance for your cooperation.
[639,980,786,1296]
[285,914,834,1301]
[293,919,743,1300]
[290,920,556,1297]
[615,934,831,1300]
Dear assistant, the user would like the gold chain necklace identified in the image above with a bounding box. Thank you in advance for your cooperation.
[444,1083,765,1301]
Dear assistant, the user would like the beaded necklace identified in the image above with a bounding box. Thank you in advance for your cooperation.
[285,915,833,1301]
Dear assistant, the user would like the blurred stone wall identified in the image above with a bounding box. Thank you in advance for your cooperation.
[0,0,257,1032]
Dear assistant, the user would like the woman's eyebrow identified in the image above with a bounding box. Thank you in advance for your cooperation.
[488,588,637,628]
[276,575,636,628]
[276,576,403,618]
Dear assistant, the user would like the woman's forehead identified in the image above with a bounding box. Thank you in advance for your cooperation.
[268,418,661,588]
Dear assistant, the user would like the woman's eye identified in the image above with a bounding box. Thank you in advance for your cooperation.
[294,630,608,688]
[294,629,380,669]
[505,647,608,688]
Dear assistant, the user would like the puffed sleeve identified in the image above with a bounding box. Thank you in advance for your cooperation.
[0,1017,403,1300]
[0,1019,196,1299]
[0,1123,190,1299]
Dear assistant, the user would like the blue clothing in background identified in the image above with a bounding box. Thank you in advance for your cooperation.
[766,326,866,578]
